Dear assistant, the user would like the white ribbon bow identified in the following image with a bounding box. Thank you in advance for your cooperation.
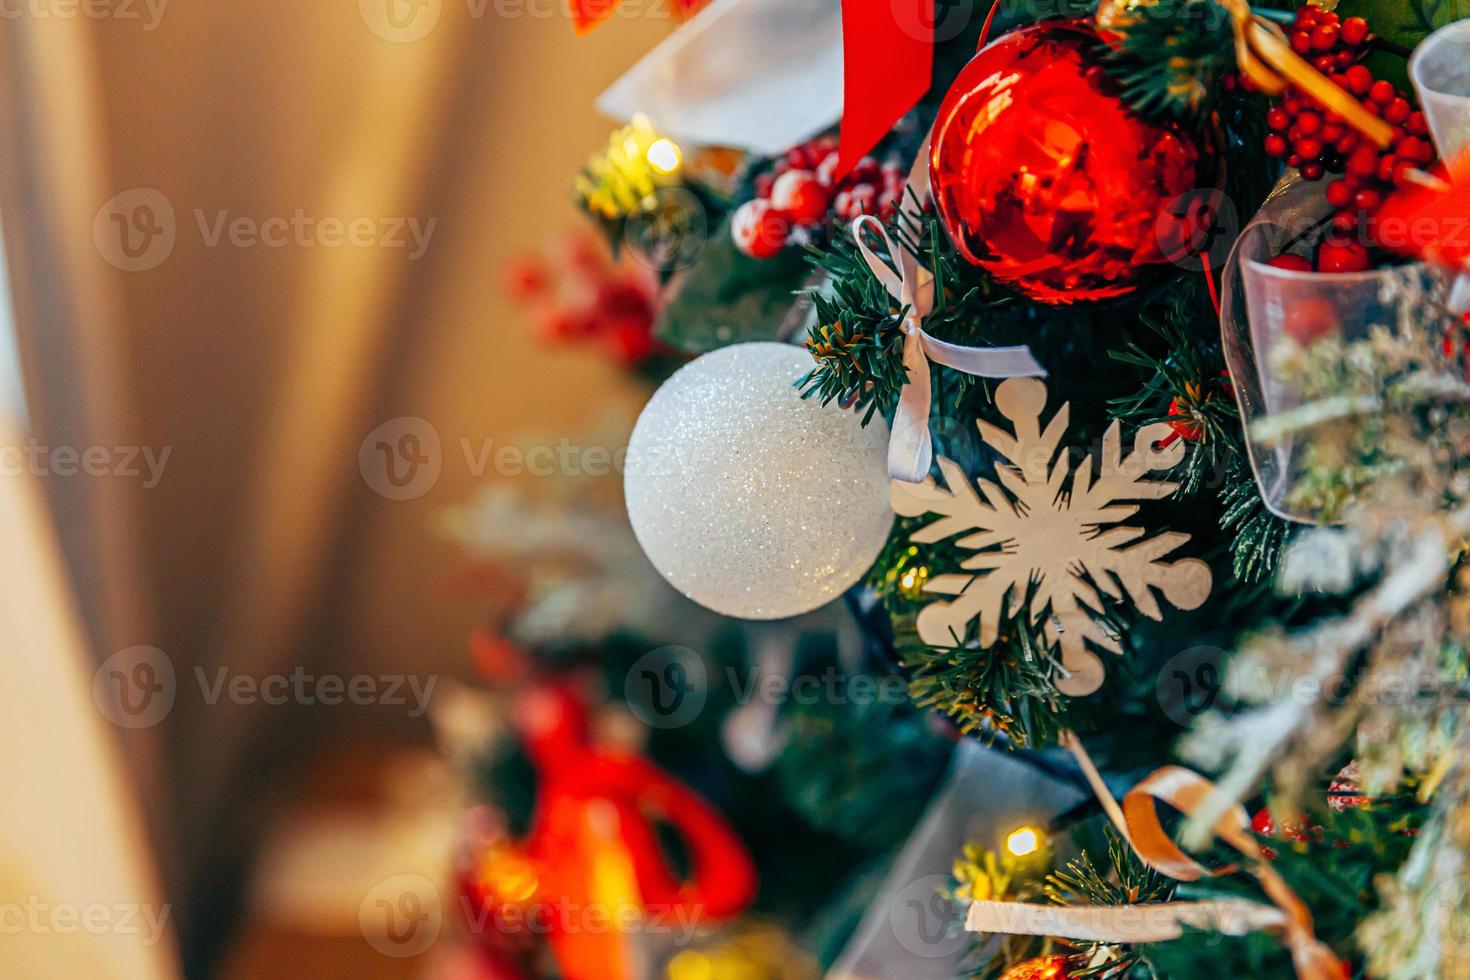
[850,215,1047,483]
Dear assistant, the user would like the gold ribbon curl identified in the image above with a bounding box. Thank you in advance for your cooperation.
[1218,0,1394,149]
[964,733,1345,980]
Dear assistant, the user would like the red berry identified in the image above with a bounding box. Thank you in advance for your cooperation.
[731,199,790,259]
[1288,153,1304,168]
[1326,179,1353,208]
[1312,23,1339,50]
[1385,97,1412,125]
[1353,187,1382,211]
[1399,136,1435,164]
[1335,132,1361,156]
[1296,6,1319,29]
[1407,111,1429,137]
[1295,136,1325,161]
[850,156,881,182]
[537,304,602,341]
[1331,210,1359,235]
[502,254,550,301]
[1265,134,1289,158]
[1335,50,1355,70]
[1344,65,1373,96]
[770,170,831,224]
[1302,161,1326,180]
[1268,253,1314,272]
[1347,144,1379,177]
[1296,111,1323,136]
[603,315,657,364]
[1285,295,1341,345]
[1291,30,1314,55]
[834,184,877,221]
[1341,16,1369,46]
[1167,396,1205,441]
[1377,152,1400,182]
[1267,107,1291,131]
[1317,236,1371,273]
[1313,55,1337,73]
[815,152,840,186]
[1370,80,1395,105]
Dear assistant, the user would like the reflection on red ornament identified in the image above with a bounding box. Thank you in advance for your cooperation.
[930,20,1220,305]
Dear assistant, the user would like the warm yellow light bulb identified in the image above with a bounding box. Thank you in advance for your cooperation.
[1005,826,1042,857]
[646,137,683,176]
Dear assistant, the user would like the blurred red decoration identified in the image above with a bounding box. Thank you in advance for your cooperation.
[568,0,706,34]
[730,199,791,259]
[459,683,757,980]
[999,955,1075,980]
[734,136,911,259]
[1377,155,1470,274]
[468,626,534,686]
[1314,236,1371,273]
[504,233,663,366]
[1265,5,1437,244]
[929,20,1220,305]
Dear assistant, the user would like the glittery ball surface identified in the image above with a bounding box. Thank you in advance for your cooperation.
[624,342,893,619]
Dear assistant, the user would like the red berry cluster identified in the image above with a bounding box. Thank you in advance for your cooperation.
[504,233,661,366]
[1265,6,1436,252]
[731,137,907,259]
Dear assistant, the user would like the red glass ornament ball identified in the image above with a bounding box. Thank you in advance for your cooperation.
[930,20,1220,305]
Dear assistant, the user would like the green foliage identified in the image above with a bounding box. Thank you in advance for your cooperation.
[800,206,1104,424]
[1101,0,1238,123]
[1142,787,1426,978]
[653,221,812,353]
[963,825,1176,979]
[1108,308,1294,582]
[1220,455,1291,582]
[775,692,951,850]
[468,737,538,837]
[1337,0,1470,92]
[894,612,1076,748]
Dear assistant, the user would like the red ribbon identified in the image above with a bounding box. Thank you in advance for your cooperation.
[837,0,935,175]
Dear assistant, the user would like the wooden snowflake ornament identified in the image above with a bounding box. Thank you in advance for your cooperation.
[889,378,1213,697]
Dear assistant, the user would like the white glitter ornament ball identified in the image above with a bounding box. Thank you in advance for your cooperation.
[625,342,894,619]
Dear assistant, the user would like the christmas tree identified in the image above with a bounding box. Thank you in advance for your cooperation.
[456,1,1470,977]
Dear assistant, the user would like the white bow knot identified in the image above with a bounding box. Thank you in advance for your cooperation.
[850,215,1047,482]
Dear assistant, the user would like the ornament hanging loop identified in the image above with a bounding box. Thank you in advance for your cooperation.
[849,215,1046,483]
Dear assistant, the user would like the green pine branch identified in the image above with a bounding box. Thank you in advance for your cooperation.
[1100,0,1238,123]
